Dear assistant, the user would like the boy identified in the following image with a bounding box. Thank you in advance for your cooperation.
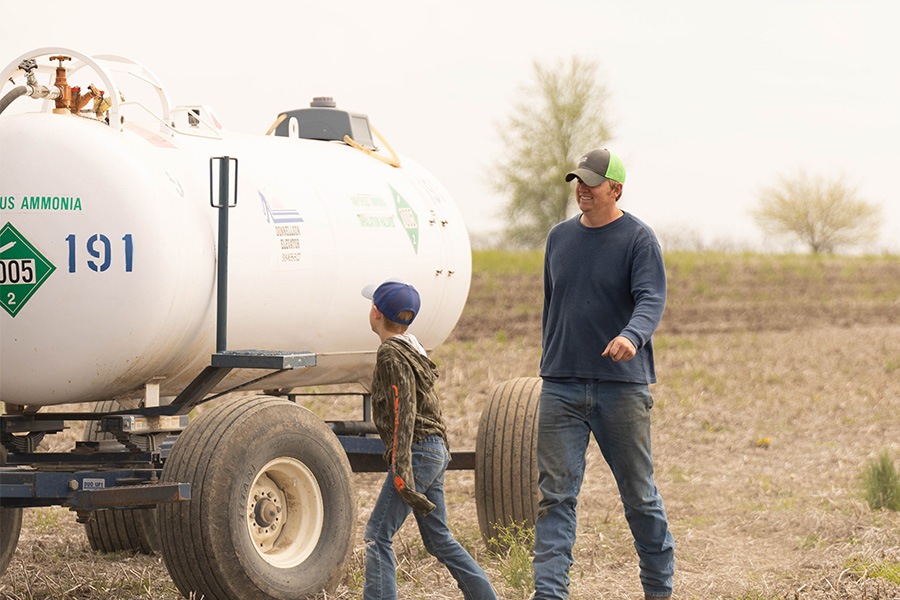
[361,279,497,600]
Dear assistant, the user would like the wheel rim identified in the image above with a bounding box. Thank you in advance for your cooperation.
[245,457,324,568]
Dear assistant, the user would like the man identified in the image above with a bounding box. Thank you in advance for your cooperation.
[532,149,675,599]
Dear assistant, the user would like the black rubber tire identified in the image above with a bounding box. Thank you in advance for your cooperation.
[81,400,160,554]
[475,377,542,549]
[0,506,23,576]
[158,396,356,600]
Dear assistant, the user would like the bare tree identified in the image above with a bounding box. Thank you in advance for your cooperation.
[752,170,882,254]
[492,56,615,248]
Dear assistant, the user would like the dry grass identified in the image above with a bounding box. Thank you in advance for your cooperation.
[3,251,900,599]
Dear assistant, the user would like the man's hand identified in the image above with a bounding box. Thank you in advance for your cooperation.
[602,336,636,362]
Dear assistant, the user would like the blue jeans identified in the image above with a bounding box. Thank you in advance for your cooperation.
[364,435,497,600]
[533,380,674,598]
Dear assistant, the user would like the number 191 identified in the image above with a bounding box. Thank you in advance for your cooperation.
[66,234,134,273]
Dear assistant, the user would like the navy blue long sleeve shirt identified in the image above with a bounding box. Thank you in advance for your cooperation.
[540,213,666,384]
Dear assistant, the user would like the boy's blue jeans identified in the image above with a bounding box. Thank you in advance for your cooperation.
[364,435,497,600]
[533,380,675,598]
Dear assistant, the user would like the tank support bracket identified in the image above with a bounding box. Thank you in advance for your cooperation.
[68,482,190,510]
[169,366,233,415]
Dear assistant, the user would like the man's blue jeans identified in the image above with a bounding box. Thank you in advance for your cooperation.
[364,435,497,600]
[532,380,675,598]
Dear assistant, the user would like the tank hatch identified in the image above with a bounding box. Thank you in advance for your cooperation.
[274,97,375,149]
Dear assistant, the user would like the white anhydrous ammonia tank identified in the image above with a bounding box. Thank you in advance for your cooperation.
[0,48,471,407]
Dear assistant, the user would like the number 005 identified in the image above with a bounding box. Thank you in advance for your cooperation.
[0,258,36,284]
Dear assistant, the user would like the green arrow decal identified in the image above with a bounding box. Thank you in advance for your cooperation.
[390,186,419,254]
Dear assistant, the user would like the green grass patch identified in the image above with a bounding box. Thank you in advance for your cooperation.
[667,365,726,398]
[797,533,819,550]
[487,521,534,594]
[885,356,900,373]
[668,465,691,483]
[32,506,64,534]
[862,450,900,511]
[473,249,543,275]
[846,556,900,583]
[653,335,699,352]
[473,250,900,305]
[730,593,788,600]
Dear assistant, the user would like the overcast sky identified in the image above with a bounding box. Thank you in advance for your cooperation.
[3,0,898,252]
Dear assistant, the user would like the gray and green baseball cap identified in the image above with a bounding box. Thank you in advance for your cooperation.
[565,149,626,187]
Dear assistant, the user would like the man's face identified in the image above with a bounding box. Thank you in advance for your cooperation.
[575,178,620,214]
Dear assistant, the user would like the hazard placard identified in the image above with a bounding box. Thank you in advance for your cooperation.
[0,222,56,317]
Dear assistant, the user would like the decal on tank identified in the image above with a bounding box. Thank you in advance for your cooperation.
[390,186,419,254]
[274,224,301,264]
[65,233,134,274]
[258,190,303,224]
[405,171,449,206]
[258,190,303,263]
[0,222,56,317]
[351,194,396,229]
[3,196,83,213]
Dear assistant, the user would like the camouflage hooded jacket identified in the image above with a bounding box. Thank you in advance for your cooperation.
[371,335,448,515]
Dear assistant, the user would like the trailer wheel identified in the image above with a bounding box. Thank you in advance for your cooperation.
[159,396,355,600]
[81,400,161,554]
[0,506,23,576]
[475,377,541,549]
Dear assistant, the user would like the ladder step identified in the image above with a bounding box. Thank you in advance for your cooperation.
[211,350,317,370]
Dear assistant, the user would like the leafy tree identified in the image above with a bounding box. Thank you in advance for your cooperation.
[752,170,882,254]
[492,56,614,248]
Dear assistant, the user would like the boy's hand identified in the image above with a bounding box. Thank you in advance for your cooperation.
[399,488,436,516]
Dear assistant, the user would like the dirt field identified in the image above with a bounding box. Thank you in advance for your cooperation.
[2,251,900,599]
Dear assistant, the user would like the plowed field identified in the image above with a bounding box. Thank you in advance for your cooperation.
[3,251,900,599]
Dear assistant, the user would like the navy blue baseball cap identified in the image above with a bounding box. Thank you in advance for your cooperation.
[361,279,421,325]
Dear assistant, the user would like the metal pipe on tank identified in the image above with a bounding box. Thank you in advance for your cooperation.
[211,156,238,353]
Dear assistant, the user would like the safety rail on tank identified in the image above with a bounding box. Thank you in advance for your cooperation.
[0,49,153,131]
[0,48,223,140]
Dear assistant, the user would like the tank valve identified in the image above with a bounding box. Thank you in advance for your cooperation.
[92,89,111,118]
[72,83,102,113]
[20,58,38,83]
[48,55,72,113]
[14,58,60,103]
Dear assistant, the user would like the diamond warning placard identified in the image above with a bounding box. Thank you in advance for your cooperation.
[0,222,56,317]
